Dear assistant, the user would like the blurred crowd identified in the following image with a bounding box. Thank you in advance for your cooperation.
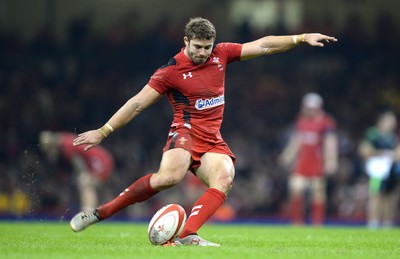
[1,11,400,224]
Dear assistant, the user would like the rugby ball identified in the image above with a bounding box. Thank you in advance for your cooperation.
[148,204,186,245]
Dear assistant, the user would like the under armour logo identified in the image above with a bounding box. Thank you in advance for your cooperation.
[182,72,193,79]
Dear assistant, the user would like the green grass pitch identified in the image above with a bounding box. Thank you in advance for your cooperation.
[1,221,399,259]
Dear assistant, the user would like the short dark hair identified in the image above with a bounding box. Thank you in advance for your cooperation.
[184,17,216,41]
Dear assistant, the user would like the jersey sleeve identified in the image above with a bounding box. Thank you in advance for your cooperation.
[147,65,174,95]
[215,43,242,63]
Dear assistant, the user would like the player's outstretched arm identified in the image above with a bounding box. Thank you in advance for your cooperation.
[73,84,162,150]
[241,33,337,60]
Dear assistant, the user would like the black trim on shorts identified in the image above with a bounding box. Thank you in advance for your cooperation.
[169,132,178,149]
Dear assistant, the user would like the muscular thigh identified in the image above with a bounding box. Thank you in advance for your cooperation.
[160,148,192,170]
[151,148,192,190]
[195,152,235,191]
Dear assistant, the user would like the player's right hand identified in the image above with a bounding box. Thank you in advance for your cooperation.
[73,130,105,151]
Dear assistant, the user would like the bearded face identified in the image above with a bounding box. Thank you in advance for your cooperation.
[184,37,214,65]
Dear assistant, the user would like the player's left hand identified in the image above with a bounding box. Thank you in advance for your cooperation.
[304,33,337,47]
[73,130,105,151]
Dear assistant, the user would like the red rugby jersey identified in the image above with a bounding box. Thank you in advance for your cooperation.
[294,112,336,177]
[59,132,114,181]
[148,43,242,139]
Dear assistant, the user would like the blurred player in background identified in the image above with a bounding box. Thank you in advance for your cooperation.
[279,93,338,225]
[70,17,337,246]
[39,131,114,211]
[358,111,400,229]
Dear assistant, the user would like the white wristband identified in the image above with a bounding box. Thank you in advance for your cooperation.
[292,35,298,45]
[105,123,114,132]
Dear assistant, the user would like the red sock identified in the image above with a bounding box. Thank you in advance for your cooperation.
[291,196,304,225]
[311,202,325,225]
[97,174,158,219]
[179,188,226,238]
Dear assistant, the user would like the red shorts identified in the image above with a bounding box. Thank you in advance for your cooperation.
[162,127,236,172]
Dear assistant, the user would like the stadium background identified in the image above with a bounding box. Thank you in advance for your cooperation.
[1,0,400,223]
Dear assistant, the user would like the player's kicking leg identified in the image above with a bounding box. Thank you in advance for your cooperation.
[70,209,101,232]
[69,173,157,232]
[70,149,191,232]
